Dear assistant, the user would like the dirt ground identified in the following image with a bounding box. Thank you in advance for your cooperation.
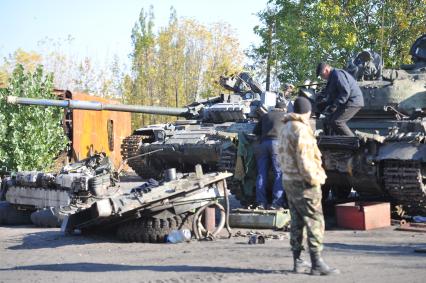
[0,176,425,283]
[0,222,425,283]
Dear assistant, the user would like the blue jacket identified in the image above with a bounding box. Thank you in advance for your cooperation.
[325,68,364,108]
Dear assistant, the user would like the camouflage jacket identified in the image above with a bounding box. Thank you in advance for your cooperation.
[278,113,327,186]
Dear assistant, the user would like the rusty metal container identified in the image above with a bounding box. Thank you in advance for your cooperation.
[335,202,391,230]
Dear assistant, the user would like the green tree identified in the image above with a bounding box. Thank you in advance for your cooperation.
[127,7,244,129]
[127,6,157,127]
[0,64,68,171]
[251,0,426,86]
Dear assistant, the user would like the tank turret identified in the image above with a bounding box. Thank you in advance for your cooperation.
[343,34,426,126]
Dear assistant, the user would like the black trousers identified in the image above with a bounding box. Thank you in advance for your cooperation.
[325,106,361,136]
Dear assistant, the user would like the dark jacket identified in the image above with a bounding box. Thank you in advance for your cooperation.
[325,68,364,108]
[253,110,286,140]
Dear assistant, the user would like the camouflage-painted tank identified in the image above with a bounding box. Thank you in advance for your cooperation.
[7,73,288,206]
[313,34,426,215]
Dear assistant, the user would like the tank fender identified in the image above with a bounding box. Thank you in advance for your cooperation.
[375,142,426,162]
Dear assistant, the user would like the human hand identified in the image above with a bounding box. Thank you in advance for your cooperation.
[323,104,337,116]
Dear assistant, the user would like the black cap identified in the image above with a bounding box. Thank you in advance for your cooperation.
[294,96,312,114]
[316,62,327,77]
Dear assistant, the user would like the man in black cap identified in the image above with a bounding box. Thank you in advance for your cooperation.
[316,62,364,136]
[278,96,339,275]
[252,102,287,210]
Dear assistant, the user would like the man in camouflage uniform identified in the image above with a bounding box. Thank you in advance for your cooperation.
[278,96,339,275]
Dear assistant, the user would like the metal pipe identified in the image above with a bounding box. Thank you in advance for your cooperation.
[164,168,177,181]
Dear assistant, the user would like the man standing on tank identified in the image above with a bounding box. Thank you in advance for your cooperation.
[316,62,364,136]
[253,102,287,210]
[278,96,339,275]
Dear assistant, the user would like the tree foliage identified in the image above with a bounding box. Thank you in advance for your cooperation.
[125,7,244,129]
[1,37,126,99]
[250,0,426,86]
[0,65,68,171]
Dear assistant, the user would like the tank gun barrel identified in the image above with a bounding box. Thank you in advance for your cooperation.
[6,96,191,117]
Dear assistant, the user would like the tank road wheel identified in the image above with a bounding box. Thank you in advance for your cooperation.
[116,213,194,243]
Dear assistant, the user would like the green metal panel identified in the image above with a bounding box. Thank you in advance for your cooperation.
[229,208,291,229]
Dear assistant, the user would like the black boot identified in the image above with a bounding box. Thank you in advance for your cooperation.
[293,250,311,273]
[310,251,340,275]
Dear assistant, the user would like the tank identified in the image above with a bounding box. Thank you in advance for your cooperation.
[7,72,287,206]
[312,34,426,215]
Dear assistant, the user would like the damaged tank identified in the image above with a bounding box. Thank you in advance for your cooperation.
[0,153,119,226]
[64,167,232,242]
[7,72,288,206]
[313,34,426,215]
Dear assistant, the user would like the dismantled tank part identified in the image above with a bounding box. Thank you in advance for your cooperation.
[0,201,33,225]
[30,207,60,228]
[0,153,120,227]
[164,168,177,181]
[63,171,232,243]
[229,208,291,230]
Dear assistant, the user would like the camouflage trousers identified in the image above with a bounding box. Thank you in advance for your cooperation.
[283,180,325,253]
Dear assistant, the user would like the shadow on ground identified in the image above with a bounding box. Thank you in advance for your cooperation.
[325,242,426,257]
[0,262,286,274]
[7,230,119,250]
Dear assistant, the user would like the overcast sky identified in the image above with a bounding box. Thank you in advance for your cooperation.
[0,0,268,67]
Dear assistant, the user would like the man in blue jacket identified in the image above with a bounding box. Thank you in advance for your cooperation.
[252,102,287,210]
[316,62,364,136]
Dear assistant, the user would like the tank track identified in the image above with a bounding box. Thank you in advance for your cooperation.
[217,143,253,206]
[217,143,237,172]
[121,135,160,178]
[383,160,426,215]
